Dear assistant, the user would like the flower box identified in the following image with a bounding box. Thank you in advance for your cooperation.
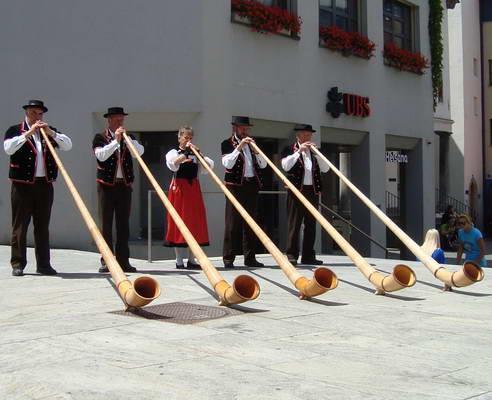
[319,26,375,59]
[231,0,302,37]
[383,43,430,74]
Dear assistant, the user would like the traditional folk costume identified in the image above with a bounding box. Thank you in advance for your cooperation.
[221,117,267,268]
[92,107,144,272]
[164,147,213,268]
[3,100,72,276]
[281,124,329,265]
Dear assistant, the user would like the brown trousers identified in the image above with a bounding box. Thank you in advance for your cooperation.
[223,179,259,265]
[10,179,54,270]
[286,185,318,261]
[98,181,132,267]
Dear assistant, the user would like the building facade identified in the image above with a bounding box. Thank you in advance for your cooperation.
[0,0,436,259]
[447,0,484,227]
[481,0,492,234]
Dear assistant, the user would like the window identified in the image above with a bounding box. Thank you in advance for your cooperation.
[438,82,444,103]
[473,58,478,77]
[383,0,413,50]
[489,60,492,85]
[490,119,492,146]
[258,0,290,9]
[474,96,478,116]
[319,0,359,32]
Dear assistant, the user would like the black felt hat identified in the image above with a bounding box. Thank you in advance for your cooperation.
[232,116,253,126]
[294,123,316,133]
[104,107,129,118]
[22,100,48,113]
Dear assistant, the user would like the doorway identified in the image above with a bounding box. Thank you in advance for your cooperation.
[138,131,177,240]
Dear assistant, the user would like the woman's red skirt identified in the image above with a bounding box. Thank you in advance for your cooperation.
[164,178,210,247]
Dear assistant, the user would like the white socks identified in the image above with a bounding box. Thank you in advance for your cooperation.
[175,247,197,265]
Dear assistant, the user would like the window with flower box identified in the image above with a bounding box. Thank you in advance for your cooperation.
[382,1,428,74]
[383,0,413,51]
[319,1,374,59]
[231,0,301,37]
[319,0,359,32]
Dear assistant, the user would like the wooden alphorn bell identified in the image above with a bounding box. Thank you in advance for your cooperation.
[310,146,484,290]
[122,133,259,306]
[190,146,338,299]
[39,128,160,308]
[250,142,416,295]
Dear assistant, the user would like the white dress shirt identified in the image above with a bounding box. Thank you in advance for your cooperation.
[94,130,144,178]
[281,144,329,185]
[165,149,214,174]
[222,135,267,177]
[3,120,72,177]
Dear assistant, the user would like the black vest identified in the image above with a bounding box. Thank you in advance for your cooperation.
[4,121,59,184]
[221,136,263,187]
[92,131,135,186]
[173,148,199,181]
[281,142,322,194]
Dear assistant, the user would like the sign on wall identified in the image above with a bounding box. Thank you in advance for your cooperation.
[326,87,371,118]
[386,151,408,163]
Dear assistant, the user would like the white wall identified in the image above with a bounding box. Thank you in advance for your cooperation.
[1,0,436,256]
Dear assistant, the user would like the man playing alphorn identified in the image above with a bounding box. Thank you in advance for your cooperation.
[4,100,72,276]
[281,124,329,266]
[93,107,144,273]
[221,116,267,268]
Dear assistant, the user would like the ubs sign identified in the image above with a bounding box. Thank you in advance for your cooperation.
[326,87,371,118]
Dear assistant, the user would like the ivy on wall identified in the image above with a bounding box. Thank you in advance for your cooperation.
[429,0,444,109]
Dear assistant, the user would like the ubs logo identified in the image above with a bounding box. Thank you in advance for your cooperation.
[326,87,371,118]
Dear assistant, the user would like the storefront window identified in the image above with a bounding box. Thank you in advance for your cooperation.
[383,0,413,50]
[319,0,359,32]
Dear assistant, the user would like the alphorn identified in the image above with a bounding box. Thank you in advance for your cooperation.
[39,128,160,308]
[310,146,484,289]
[122,133,259,306]
[190,146,338,299]
[250,142,416,295]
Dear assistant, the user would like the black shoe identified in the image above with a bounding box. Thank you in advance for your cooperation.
[37,266,57,275]
[186,261,201,270]
[245,260,264,268]
[122,264,137,273]
[288,258,298,266]
[99,265,109,273]
[224,262,235,269]
[176,263,185,269]
[12,267,24,277]
[300,258,323,265]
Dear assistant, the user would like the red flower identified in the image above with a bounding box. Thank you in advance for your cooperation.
[231,0,302,35]
[319,25,375,59]
[383,43,430,74]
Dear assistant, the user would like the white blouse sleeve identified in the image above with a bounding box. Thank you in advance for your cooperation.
[165,149,180,172]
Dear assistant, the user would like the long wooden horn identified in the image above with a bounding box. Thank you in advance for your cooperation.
[122,133,259,306]
[250,142,416,295]
[310,146,484,289]
[190,146,338,299]
[39,128,160,308]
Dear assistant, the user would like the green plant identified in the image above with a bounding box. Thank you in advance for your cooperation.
[429,0,444,109]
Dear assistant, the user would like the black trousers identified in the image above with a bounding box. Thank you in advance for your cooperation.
[98,182,132,267]
[286,185,318,261]
[10,179,54,270]
[223,179,259,264]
